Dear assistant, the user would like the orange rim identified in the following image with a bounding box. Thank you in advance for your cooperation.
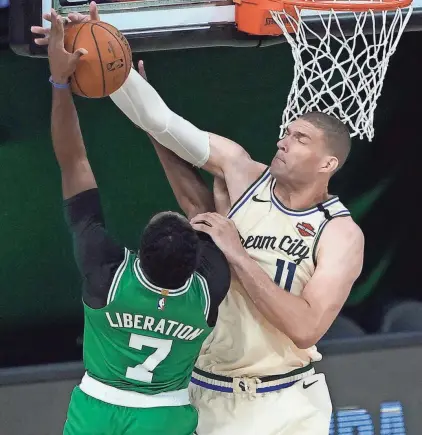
[270,0,412,12]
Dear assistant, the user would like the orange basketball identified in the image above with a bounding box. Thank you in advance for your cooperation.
[64,21,132,98]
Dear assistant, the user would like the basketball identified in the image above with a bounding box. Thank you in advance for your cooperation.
[63,21,132,98]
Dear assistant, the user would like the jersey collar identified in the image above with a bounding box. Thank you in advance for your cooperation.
[271,179,339,216]
[134,258,193,296]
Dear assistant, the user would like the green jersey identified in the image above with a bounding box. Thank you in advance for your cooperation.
[64,189,230,434]
[83,249,214,395]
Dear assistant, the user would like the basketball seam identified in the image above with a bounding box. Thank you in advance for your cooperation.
[94,23,130,83]
[91,23,106,98]
[93,22,130,88]
[71,22,89,98]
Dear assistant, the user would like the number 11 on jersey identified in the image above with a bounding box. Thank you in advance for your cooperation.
[274,259,297,292]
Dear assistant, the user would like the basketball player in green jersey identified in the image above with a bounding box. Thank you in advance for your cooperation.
[45,11,230,435]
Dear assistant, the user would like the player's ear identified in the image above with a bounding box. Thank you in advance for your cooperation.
[320,155,338,174]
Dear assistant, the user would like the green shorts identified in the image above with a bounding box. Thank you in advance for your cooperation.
[63,386,198,435]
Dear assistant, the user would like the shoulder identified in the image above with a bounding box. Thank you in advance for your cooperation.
[322,215,364,245]
[64,187,100,205]
[316,216,364,272]
[195,232,231,326]
[196,233,231,284]
[64,188,103,227]
[197,232,230,269]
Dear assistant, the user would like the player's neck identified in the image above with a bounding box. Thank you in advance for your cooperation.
[273,181,331,211]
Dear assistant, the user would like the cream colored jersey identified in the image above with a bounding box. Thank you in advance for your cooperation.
[196,168,350,378]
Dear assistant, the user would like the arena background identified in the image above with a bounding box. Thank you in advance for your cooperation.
[1,9,422,433]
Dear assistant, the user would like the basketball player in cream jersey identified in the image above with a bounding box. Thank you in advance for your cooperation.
[31,10,364,432]
[107,62,364,434]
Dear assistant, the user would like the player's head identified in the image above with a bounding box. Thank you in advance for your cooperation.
[270,111,351,184]
[139,211,200,289]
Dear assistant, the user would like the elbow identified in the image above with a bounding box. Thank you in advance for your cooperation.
[289,329,319,350]
[292,336,318,350]
[287,310,327,349]
[59,156,89,174]
[182,195,215,220]
[184,202,214,221]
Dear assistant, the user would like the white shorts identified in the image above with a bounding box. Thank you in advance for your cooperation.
[189,369,332,435]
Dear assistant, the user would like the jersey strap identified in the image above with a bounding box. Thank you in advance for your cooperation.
[311,209,351,265]
[227,168,271,219]
[106,248,130,305]
[80,373,190,408]
[196,272,211,320]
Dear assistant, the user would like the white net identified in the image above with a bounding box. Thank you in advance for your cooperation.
[271,3,413,140]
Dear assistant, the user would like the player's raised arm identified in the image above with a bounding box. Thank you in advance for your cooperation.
[33,1,264,205]
[110,64,266,205]
[135,61,215,219]
[47,10,125,310]
[47,9,95,199]
[31,1,100,47]
[191,213,364,349]
[149,133,216,219]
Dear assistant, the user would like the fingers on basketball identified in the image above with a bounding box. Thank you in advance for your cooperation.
[89,1,100,21]
[67,12,91,25]
[63,21,132,98]
[138,60,147,80]
[50,10,64,41]
[42,12,52,22]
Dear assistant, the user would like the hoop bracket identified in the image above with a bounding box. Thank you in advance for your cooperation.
[235,0,413,36]
[235,0,297,35]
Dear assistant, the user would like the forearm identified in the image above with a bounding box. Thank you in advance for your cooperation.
[149,134,215,219]
[231,255,316,348]
[213,177,231,216]
[51,87,96,199]
[51,87,87,168]
[110,69,210,168]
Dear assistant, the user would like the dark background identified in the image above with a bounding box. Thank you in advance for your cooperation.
[0,4,421,367]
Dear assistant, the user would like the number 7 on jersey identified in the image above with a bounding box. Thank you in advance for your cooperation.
[125,335,173,383]
[274,259,297,292]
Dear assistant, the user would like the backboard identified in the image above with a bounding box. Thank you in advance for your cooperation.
[9,0,422,57]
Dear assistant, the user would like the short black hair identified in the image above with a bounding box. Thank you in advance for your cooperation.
[139,212,200,289]
[300,111,351,171]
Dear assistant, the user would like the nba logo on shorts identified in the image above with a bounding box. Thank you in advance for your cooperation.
[158,297,166,311]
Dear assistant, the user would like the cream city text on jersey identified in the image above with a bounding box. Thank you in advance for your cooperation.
[240,234,310,265]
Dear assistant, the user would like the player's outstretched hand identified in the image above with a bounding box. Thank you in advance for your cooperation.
[191,213,247,264]
[137,60,147,81]
[31,1,99,46]
[47,9,88,85]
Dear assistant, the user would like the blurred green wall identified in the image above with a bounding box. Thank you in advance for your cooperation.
[1,31,421,366]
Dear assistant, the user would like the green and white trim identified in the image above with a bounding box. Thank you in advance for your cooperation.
[134,258,193,296]
[106,248,130,305]
[196,272,211,320]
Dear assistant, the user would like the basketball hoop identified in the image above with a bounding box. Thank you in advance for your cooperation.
[235,0,413,140]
